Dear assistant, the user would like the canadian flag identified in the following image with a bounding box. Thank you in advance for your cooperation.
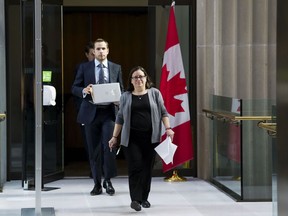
[160,1,194,172]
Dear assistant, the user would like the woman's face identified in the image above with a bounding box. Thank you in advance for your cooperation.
[131,69,147,89]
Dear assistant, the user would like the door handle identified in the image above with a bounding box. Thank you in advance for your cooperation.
[0,113,6,122]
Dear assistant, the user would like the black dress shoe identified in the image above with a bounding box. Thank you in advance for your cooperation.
[90,185,102,196]
[130,201,141,211]
[141,200,151,208]
[103,180,115,195]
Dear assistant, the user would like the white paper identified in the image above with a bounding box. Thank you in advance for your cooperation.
[155,136,177,165]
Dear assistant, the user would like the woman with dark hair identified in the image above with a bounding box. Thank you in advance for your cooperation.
[109,66,174,211]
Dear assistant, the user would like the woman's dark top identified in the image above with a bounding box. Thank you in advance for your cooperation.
[130,93,152,132]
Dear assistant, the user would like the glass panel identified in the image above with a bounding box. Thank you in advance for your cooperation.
[41,3,63,178]
[22,1,63,187]
[271,105,277,216]
[211,95,242,198]
[210,95,275,201]
[242,99,274,201]
[6,0,23,180]
[22,0,36,186]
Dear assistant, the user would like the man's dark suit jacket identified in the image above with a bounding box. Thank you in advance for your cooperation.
[71,60,124,125]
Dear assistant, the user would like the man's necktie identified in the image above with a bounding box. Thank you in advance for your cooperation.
[98,63,105,84]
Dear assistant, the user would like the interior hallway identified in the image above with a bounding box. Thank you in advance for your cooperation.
[0,177,272,216]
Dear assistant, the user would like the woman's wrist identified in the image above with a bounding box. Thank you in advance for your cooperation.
[165,127,172,130]
[112,136,117,138]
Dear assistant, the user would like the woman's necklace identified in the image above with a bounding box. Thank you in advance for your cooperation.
[135,93,144,100]
[133,89,146,100]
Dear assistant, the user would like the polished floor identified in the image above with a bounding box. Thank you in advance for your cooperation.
[0,176,272,216]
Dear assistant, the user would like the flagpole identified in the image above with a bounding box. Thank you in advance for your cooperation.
[163,1,185,182]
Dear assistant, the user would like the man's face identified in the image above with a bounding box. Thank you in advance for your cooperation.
[94,41,109,62]
[85,48,95,61]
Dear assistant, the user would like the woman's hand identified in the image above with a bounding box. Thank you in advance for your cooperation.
[166,128,175,141]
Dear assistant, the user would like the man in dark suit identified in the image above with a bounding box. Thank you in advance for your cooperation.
[71,38,124,196]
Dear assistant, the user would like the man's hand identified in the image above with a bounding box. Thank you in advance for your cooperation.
[84,84,93,94]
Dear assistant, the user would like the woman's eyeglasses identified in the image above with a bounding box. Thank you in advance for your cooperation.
[131,75,146,80]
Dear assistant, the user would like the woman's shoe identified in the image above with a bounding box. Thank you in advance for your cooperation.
[141,200,151,208]
[130,201,141,211]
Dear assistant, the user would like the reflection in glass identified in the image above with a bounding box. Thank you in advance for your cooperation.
[212,96,242,198]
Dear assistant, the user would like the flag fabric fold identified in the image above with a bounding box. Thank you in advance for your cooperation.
[159,1,194,172]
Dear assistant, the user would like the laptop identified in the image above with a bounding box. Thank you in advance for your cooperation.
[91,83,121,104]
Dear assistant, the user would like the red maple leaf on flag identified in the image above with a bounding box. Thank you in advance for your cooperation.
[160,64,187,116]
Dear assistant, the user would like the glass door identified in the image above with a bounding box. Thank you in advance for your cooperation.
[22,0,64,188]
